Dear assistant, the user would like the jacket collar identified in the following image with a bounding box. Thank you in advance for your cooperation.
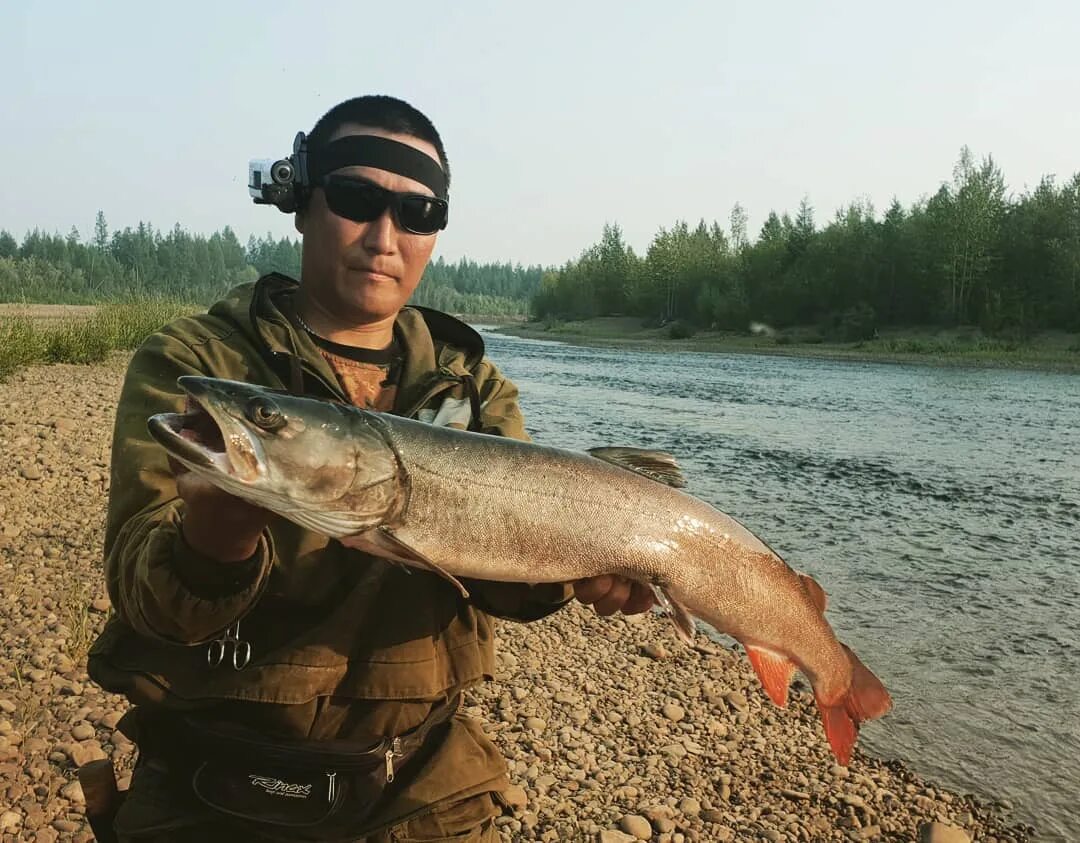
[210,273,488,412]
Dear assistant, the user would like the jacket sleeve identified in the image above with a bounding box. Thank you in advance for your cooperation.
[103,328,275,645]
[461,358,574,622]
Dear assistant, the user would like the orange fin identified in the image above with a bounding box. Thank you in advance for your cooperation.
[818,697,859,766]
[841,644,893,722]
[815,644,893,765]
[797,572,828,612]
[745,645,797,708]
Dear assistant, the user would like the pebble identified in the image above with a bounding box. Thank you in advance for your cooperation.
[919,822,972,842]
[678,796,700,817]
[662,703,685,722]
[618,814,653,840]
[599,831,637,843]
[723,690,749,710]
[502,784,528,809]
[60,779,85,804]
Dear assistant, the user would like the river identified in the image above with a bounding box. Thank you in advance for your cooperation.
[478,328,1080,842]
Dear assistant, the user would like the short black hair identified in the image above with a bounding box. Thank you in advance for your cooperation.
[307,95,450,188]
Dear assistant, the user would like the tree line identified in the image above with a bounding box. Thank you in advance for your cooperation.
[533,148,1080,337]
[0,212,542,316]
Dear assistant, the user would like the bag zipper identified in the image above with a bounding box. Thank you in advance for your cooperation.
[384,737,402,783]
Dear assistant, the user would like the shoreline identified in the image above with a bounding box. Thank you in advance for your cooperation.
[493,320,1080,374]
[0,359,1038,841]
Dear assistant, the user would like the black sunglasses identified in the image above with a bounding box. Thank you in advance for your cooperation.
[320,175,448,235]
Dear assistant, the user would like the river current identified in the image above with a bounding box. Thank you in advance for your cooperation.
[477,328,1080,842]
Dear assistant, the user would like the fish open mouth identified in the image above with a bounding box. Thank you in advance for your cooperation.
[147,387,260,482]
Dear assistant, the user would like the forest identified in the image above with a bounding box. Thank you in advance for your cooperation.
[2,148,1077,334]
[533,149,1080,338]
[0,214,542,317]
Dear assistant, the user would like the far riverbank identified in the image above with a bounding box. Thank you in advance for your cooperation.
[494,317,1080,373]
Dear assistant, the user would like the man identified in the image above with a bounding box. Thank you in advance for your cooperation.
[88,95,655,842]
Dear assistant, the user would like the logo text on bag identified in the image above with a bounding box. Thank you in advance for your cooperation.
[248,774,313,798]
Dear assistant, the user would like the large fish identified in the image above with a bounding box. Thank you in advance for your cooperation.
[149,375,892,764]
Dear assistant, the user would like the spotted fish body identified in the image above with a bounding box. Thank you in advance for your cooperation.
[149,376,892,764]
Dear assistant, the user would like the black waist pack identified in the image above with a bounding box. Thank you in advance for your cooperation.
[123,695,459,840]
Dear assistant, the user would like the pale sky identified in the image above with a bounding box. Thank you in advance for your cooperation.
[2,1,1077,266]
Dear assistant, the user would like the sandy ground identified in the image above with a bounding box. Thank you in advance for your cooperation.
[0,359,1034,842]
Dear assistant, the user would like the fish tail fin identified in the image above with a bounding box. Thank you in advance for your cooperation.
[816,644,893,765]
[745,645,797,708]
[840,644,893,722]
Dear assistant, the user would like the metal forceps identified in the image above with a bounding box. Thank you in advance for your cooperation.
[206,620,251,670]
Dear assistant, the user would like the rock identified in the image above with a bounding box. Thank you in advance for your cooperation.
[70,722,95,741]
[52,819,81,834]
[858,825,882,840]
[60,779,85,804]
[618,814,653,840]
[66,741,108,767]
[662,703,685,722]
[599,831,637,843]
[780,788,810,801]
[723,690,748,710]
[90,598,111,614]
[918,823,971,843]
[20,465,43,480]
[641,643,668,660]
[525,717,546,735]
[677,796,700,817]
[652,816,675,833]
[700,809,725,823]
[502,784,528,809]
[0,811,21,831]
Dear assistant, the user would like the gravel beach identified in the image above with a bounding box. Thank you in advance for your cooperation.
[0,359,1035,842]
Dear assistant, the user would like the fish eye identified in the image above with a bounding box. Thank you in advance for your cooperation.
[246,397,286,431]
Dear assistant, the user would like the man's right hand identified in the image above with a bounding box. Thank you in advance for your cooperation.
[170,457,272,562]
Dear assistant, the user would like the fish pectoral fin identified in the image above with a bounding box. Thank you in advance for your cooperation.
[341,528,471,599]
[745,644,797,708]
[651,585,697,645]
[587,447,687,488]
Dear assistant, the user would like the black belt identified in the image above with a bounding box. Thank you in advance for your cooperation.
[123,692,460,778]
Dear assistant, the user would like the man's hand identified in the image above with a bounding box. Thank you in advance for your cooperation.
[171,457,272,563]
[573,575,656,616]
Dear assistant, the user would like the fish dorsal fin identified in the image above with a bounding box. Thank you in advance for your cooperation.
[587,447,687,488]
[797,572,828,612]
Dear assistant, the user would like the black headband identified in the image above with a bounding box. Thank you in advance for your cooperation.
[308,135,448,199]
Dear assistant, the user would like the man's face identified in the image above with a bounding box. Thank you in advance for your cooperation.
[295,124,441,325]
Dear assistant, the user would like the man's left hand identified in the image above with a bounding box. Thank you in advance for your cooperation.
[574,575,656,616]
